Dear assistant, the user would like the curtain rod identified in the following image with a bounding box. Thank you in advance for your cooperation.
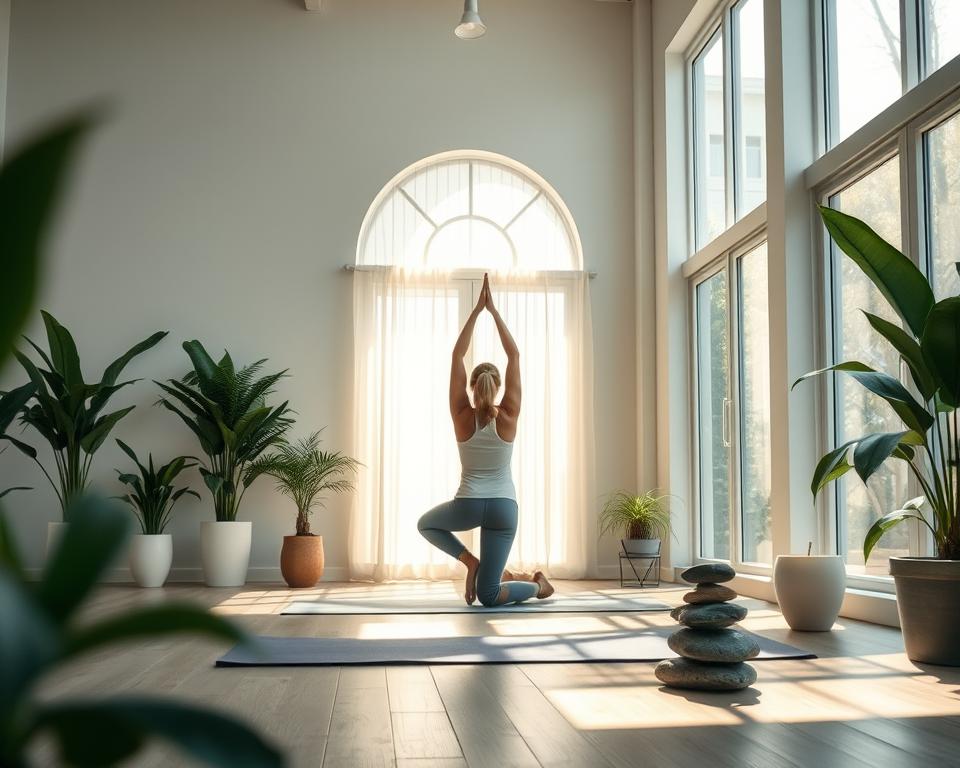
[342,264,597,279]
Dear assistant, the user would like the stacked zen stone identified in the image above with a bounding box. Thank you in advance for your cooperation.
[654,563,759,691]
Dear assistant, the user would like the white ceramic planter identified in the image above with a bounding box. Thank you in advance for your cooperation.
[622,538,661,556]
[46,521,68,560]
[200,521,252,587]
[129,534,173,588]
[773,555,846,631]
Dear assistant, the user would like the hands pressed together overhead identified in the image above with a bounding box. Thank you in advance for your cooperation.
[475,272,497,315]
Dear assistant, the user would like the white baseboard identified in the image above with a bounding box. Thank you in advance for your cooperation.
[23,565,350,584]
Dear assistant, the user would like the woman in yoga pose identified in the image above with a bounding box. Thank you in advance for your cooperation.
[418,274,554,607]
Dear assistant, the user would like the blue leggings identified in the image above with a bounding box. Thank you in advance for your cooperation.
[417,497,539,607]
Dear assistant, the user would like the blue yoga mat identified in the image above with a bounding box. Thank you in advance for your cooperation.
[282,594,672,615]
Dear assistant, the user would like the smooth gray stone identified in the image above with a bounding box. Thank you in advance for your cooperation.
[655,657,757,691]
[683,584,738,604]
[677,602,747,629]
[670,605,684,621]
[667,628,760,662]
[681,563,736,585]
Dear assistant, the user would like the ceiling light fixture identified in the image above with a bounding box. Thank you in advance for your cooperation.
[455,0,486,39]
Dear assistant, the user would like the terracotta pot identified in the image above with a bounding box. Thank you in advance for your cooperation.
[280,535,324,588]
[890,557,960,666]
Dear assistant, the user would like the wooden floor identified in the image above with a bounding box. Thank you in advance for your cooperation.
[37,580,960,768]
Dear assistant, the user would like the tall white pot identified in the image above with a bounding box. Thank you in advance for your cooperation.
[773,555,846,631]
[200,521,252,587]
[129,534,173,588]
[46,521,68,560]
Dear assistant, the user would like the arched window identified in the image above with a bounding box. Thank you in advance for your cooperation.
[350,152,594,581]
[357,151,582,271]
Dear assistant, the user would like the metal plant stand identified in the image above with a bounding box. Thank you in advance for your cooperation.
[618,541,661,588]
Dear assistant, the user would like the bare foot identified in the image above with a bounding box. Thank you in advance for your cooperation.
[502,569,515,582]
[459,551,480,605]
[533,570,555,599]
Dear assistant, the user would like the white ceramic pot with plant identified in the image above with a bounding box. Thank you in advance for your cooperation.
[773,547,846,631]
[115,439,199,588]
[157,340,294,588]
[598,490,672,556]
[795,206,960,665]
[247,431,360,588]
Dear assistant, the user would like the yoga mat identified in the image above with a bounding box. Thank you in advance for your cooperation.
[282,594,671,615]
[217,628,816,667]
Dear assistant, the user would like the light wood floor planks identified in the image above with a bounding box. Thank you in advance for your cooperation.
[33,580,960,768]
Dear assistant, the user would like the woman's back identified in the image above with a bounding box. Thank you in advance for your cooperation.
[455,411,515,500]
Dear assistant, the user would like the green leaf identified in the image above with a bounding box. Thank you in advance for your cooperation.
[0,486,31,499]
[819,205,934,337]
[37,697,284,768]
[79,405,135,454]
[862,311,936,401]
[863,499,931,562]
[0,113,94,365]
[201,468,225,497]
[183,340,226,402]
[37,495,131,625]
[99,330,168,388]
[115,438,146,474]
[64,603,245,659]
[852,431,921,484]
[920,297,960,407]
[1,434,38,459]
[792,360,875,389]
[0,568,60,716]
[0,382,36,433]
[41,310,84,388]
[811,441,856,497]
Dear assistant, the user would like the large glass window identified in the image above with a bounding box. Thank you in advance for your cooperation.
[694,31,727,248]
[691,0,767,253]
[825,0,903,145]
[827,156,910,575]
[923,109,960,300]
[737,243,772,564]
[695,239,772,567]
[923,0,960,77]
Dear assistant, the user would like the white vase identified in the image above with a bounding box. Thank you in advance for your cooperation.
[46,521,68,560]
[773,555,846,631]
[200,521,252,587]
[129,534,173,588]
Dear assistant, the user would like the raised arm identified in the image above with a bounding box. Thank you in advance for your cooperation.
[450,287,486,419]
[484,276,521,417]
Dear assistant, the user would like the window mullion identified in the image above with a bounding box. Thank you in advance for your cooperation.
[723,10,737,230]
[901,0,921,89]
[822,0,840,149]
[729,253,744,567]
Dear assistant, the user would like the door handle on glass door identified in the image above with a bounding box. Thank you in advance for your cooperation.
[721,397,732,448]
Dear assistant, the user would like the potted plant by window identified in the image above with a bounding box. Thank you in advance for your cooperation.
[156,342,293,587]
[6,312,166,557]
[598,490,672,556]
[247,431,360,588]
[115,439,199,587]
[795,206,960,665]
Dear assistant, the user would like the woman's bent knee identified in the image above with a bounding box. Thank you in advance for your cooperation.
[478,585,504,607]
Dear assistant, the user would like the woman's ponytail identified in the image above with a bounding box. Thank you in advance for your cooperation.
[470,363,502,423]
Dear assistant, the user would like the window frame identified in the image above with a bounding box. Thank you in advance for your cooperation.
[686,0,766,256]
[688,225,771,575]
[810,54,960,590]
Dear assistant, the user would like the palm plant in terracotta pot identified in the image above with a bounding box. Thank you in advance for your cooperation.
[794,206,960,665]
[247,431,360,588]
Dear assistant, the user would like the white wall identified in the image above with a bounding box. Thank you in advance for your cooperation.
[1,0,642,580]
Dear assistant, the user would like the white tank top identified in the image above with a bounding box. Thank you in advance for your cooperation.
[455,412,516,500]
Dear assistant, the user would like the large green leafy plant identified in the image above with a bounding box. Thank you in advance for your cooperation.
[157,343,293,522]
[795,206,960,562]
[115,439,199,535]
[9,312,166,519]
[0,116,283,767]
[247,431,360,536]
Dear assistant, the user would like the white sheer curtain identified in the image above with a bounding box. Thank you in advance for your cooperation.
[350,267,594,580]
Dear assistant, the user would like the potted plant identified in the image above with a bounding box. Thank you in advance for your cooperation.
[0,382,36,501]
[115,439,199,588]
[247,431,360,588]
[795,206,960,664]
[6,312,166,557]
[598,490,672,556]
[156,342,293,587]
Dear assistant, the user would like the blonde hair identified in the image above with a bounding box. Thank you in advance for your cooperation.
[470,363,501,423]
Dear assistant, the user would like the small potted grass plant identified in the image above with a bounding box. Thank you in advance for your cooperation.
[247,431,359,588]
[115,439,199,587]
[598,490,672,556]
